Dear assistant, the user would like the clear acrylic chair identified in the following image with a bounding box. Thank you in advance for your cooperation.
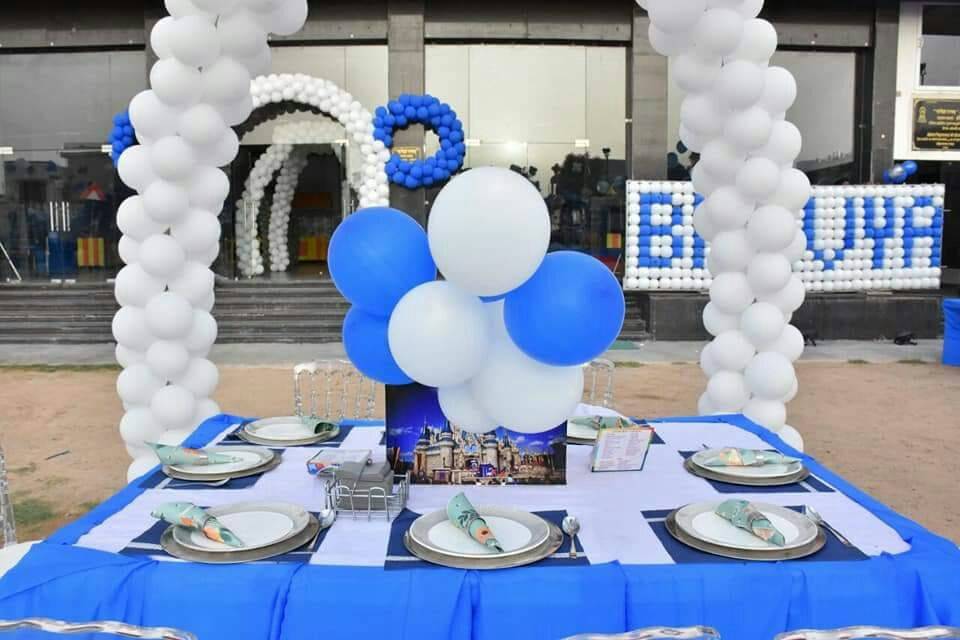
[775,627,960,640]
[563,626,720,639]
[0,618,196,639]
[0,444,16,547]
[293,359,378,421]
[582,358,616,409]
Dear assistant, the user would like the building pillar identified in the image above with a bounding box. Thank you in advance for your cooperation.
[627,7,668,181]
[870,0,899,181]
[388,0,427,225]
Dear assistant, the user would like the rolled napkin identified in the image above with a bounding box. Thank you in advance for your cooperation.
[151,502,244,548]
[569,416,634,431]
[148,443,242,467]
[701,447,800,468]
[714,499,786,547]
[447,492,504,553]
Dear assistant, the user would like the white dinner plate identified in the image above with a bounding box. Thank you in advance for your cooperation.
[172,501,311,553]
[409,506,551,559]
[567,421,599,442]
[240,416,338,446]
[167,447,274,476]
[673,501,819,552]
[691,449,803,479]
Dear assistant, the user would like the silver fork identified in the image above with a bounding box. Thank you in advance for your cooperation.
[166,478,231,489]
[803,505,852,546]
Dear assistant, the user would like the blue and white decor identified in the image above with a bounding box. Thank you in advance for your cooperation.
[107,110,137,166]
[373,94,466,189]
[623,180,945,292]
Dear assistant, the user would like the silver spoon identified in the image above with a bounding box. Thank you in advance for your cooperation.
[561,515,581,559]
[305,508,337,550]
[803,505,852,546]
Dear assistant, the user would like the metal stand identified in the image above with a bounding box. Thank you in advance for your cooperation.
[0,240,21,282]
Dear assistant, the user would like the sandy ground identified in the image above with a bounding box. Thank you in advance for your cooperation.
[0,362,958,543]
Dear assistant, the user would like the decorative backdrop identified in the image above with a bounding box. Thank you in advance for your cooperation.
[623,180,946,292]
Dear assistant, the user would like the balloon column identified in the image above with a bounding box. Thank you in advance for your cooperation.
[107,110,137,166]
[113,0,308,482]
[642,0,810,442]
[329,167,626,433]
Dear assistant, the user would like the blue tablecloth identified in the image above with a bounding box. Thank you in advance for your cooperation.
[0,413,957,640]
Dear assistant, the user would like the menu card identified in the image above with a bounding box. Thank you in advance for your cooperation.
[590,426,655,472]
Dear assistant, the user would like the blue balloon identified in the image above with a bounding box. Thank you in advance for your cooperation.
[328,207,436,317]
[342,307,413,385]
[389,101,403,115]
[404,106,417,118]
[423,176,434,186]
[504,251,625,366]
[391,172,405,184]
[399,94,412,105]
[410,165,423,178]
[373,117,384,128]
[122,135,134,146]
[404,176,419,189]
[432,168,445,180]
[438,126,451,137]
[123,125,134,136]
[384,114,396,126]
[450,130,463,143]
[113,113,125,126]
[883,169,892,184]
[395,115,408,127]
[428,104,440,117]
[440,115,453,127]
[416,106,429,120]
[375,106,388,118]
[411,95,423,107]
[903,160,918,176]
[440,103,451,115]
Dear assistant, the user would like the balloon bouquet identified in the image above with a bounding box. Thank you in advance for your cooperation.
[328,167,626,435]
[883,160,919,185]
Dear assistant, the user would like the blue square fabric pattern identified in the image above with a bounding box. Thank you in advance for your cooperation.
[641,507,868,565]
[678,451,837,494]
[119,510,330,563]
[385,508,589,569]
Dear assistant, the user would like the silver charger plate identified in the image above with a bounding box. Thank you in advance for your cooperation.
[404,522,564,570]
[683,457,810,487]
[408,506,552,560]
[674,501,820,552]
[163,447,280,482]
[172,501,312,553]
[239,416,340,447]
[665,510,826,561]
[161,513,322,564]
[691,448,804,479]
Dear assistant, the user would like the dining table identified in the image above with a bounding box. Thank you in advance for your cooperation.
[0,411,957,640]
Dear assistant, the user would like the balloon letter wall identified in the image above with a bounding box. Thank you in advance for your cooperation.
[115,0,308,481]
[642,0,809,445]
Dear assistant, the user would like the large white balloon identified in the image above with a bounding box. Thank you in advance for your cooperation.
[747,253,793,295]
[200,57,251,105]
[757,274,805,314]
[710,330,756,371]
[117,196,164,241]
[176,358,220,397]
[186,167,230,211]
[150,16,177,59]
[646,0,706,33]
[778,424,804,451]
[699,342,721,377]
[262,0,308,35]
[117,146,157,192]
[724,105,773,151]
[120,408,164,448]
[168,15,221,67]
[117,364,165,407]
[770,324,805,362]
[739,302,787,349]
[150,58,202,107]
[146,340,191,379]
[710,272,755,315]
[704,186,753,231]
[743,398,787,431]
[706,370,749,411]
[715,60,764,110]
[703,301,740,337]
[764,168,811,210]
[388,282,491,388]
[428,167,550,297]
[128,90,178,140]
[760,66,798,114]
[218,10,267,59]
[177,104,228,147]
[139,233,187,279]
[143,180,190,225]
[150,384,198,429]
[145,292,195,339]
[694,8,744,56]
[673,51,722,93]
[171,210,222,254]
[736,157,781,202]
[708,230,754,274]
[744,351,795,399]
[112,306,153,351]
[699,141,746,183]
[470,339,584,433]
[746,205,796,252]
[732,19,777,63]
[127,455,160,483]
[185,310,219,354]
[438,385,498,434]
[756,121,803,167]
[115,264,165,307]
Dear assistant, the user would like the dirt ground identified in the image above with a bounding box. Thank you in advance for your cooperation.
[0,362,958,543]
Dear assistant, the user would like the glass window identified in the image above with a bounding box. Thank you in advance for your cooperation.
[667,50,857,185]
[0,50,145,282]
[425,44,627,263]
[920,4,960,87]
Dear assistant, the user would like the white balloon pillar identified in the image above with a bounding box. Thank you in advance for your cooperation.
[643,0,810,435]
[114,0,309,481]
[266,150,309,272]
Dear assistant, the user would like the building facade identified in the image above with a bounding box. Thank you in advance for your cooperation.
[0,0,957,285]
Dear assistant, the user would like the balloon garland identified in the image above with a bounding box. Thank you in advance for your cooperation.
[329,167,626,434]
[373,94,466,189]
[641,0,809,444]
[114,0,309,481]
[266,149,309,272]
[107,110,137,166]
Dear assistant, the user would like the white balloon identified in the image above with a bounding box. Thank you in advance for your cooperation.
[756,121,803,167]
[770,324,804,362]
[185,310,219,354]
[177,104,228,147]
[146,340,191,379]
[692,204,718,240]
[708,230,754,273]
[200,57,251,105]
[699,342,721,377]
[169,15,220,67]
[262,0,308,35]
[194,128,239,167]
[740,302,787,349]
[150,384,198,429]
[737,0,764,18]
[732,19,777,63]
[193,0,240,11]
[127,455,160,483]
[117,364,165,406]
[743,397,787,430]
[118,236,140,265]
[116,345,146,368]
[164,0,215,20]
[777,424,804,451]
[648,24,693,56]
[171,210,222,254]
[784,229,807,263]
[699,140,746,183]
[710,330,756,371]
[150,16,177,59]
[703,301,740,337]
[186,167,230,211]
[470,339,583,433]
[679,124,708,153]
[746,205,796,252]
[175,358,219,397]
[756,274,805,314]
[695,8,744,56]
[715,60,765,110]
[143,180,190,225]
[646,0,706,33]
[706,370,749,411]
[760,66,798,114]
[438,385,498,434]
[697,391,717,416]
[145,292,194,339]
[217,93,254,126]
[724,105,773,151]
[711,272,755,315]
[139,233,187,279]
[704,186,753,231]
[117,196,164,241]
[112,306,153,351]
[428,167,550,297]
[167,262,215,305]
[690,163,721,197]
[117,146,157,192]
[128,90,178,140]
[388,281,491,387]
[120,408,164,448]
[783,377,799,403]
[672,51,722,93]
[157,429,193,446]
[150,58,202,107]
[763,168,811,210]
[747,253,793,294]
[115,264,165,307]
[192,398,222,425]
[681,93,727,138]
[744,351,795,399]
[217,10,267,59]
[736,157,781,202]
